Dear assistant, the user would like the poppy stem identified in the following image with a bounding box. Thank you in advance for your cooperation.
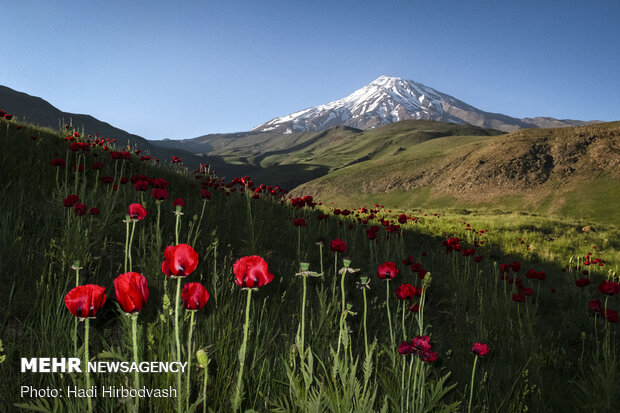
[300,270,307,355]
[232,289,252,412]
[73,262,80,355]
[202,361,208,413]
[362,280,369,359]
[468,355,479,413]
[84,318,92,413]
[386,280,395,355]
[128,220,136,272]
[175,208,181,246]
[124,218,130,273]
[318,243,324,277]
[186,311,195,412]
[156,201,162,252]
[411,357,421,410]
[297,226,301,262]
[132,314,140,412]
[406,355,414,412]
[401,352,406,413]
[401,300,406,341]
[174,277,182,413]
[332,253,338,304]
[55,167,60,193]
[340,266,346,315]
[191,199,208,246]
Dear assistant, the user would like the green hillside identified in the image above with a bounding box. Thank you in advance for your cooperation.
[293,122,620,226]
[153,120,503,188]
[1,113,619,412]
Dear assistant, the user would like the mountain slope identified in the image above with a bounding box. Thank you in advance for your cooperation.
[0,84,227,170]
[291,122,620,224]
[161,120,503,188]
[252,76,592,133]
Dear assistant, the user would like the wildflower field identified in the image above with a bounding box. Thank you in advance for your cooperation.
[0,112,618,412]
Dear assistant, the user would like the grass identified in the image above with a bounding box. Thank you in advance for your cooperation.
[0,115,619,412]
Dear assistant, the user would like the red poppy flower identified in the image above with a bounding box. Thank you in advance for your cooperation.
[512,294,526,302]
[474,256,483,263]
[4,114,13,120]
[398,341,414,355]
[134,180,149,191]
[74,203,87,216]
[402,256,414,266]
[181,282,209,310]
[603,309,618,323]
[599,281,620,296]
[173,198,185,208]
[408,303,419,313]
[589,299,603,313]
[113,272,149,313]
[398,214,407,224]
[366,226,379,240]
[330,239,347,254]
[63,194,79,207]
[91,162,104,170]
[64,284,106,318]
[471,342,489,356]
[128,203,147,220]
[152,188,169,200]
[153,178,169,189]
[51,158,66,167]
[100,176,114,184]
[377,261,399,280]
[411,335,431,352]
[575,278,590,287]
[521,287,533,296]
[511,261,521,272]
[536,271,546,280]
[201,189,212,200]
[161,244,199,277]
[395,283,416,300]
[89,207,99,215]
[293,218,306,227]
[233,255,274,288]
[418,349,438,362]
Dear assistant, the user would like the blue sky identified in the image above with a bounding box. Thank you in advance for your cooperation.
[2,0,619,139]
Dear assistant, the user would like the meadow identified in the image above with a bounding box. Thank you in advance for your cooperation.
[0,112,618,412]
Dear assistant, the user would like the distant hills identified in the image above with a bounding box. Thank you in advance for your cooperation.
[291,121,620,224]
[154,120,504,189]
[251,75,597,133]
[2,82,618,224]
[0,85,229,172]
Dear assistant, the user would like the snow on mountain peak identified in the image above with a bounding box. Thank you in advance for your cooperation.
[250,75,549,133]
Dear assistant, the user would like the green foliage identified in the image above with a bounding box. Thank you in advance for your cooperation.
[0,116,619,412]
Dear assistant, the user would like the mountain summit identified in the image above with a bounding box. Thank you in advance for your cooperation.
[252,76,590,133]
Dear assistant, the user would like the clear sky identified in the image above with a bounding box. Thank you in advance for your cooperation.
[2,0,619,140]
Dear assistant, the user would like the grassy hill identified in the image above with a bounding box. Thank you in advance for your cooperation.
[153,120,503,188]
[0,85,231,172]
[293,122,620,226]
[1,113,619,412]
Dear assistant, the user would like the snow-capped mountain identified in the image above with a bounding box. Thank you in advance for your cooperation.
[252,76,587,133]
